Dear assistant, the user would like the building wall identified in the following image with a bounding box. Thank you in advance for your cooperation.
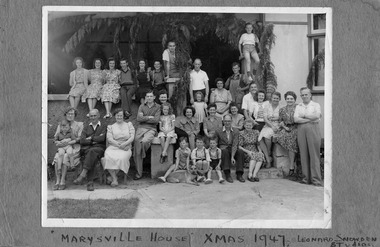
[265,13,324,136]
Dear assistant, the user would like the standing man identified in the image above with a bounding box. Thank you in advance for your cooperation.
[119,58,137,118]
[162,40,180,79]
[74,109,107,191]
[189,58,209,104]
[294,87,322,186]
[133,91,161,180]
[214,114,245,183]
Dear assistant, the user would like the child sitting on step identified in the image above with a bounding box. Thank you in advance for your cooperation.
[158,102,177,163]
[191,136,210,182]
[205,138,225,184]
[158,137,191,182]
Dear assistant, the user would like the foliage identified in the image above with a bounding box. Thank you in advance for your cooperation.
[52,13,277,111]
[256,23,277,93]
[306,48,325,89]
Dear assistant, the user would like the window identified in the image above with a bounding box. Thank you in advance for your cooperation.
[308,14,326,91]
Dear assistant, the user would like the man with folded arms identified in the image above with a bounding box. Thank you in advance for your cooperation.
[73,109,107,191]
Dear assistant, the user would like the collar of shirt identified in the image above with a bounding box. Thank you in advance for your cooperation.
[222,126,233,132]
[298,100,315,107]
[89,121,101,129]
[231,73,241,80]
[180,117,197,124]
[144,102,157,108]
[121,67,130,73]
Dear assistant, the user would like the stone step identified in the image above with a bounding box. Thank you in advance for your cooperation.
[209,167,283,180]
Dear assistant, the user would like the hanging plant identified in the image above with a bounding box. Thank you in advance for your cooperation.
[306,48,325,89]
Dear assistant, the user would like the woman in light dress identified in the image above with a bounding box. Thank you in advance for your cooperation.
[258,92,281,168]
[104,108,135,187]
[68,57,88,109]
[83,58,104,116]
[101,57,121,118]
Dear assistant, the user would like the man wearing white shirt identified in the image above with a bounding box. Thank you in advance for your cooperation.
[162,40,180,79]
[189,58,209,104]
[294,87,322,186]
[241,82,258,121]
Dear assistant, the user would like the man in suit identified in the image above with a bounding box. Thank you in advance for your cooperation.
[73,109,107,191]
[214,114,245,183]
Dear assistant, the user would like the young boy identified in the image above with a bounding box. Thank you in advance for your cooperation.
[205,138,225,184]
[158,137,191,182]
[54,119,75,172]
[191,136,210,182]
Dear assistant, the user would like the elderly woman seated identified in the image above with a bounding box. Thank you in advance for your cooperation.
[103,108,135,187]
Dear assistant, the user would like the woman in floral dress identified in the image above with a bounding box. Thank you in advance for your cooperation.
[237,119,264,182]
[83,58,104,116]
[277,91,298,176]
[209,78,232,118]
[101,57,121,118]
[68,57,88,109]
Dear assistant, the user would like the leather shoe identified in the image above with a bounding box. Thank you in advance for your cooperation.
[73,175,86,185]
[253,177,260,182]
[247,177,255,182]
[237,175,245,183]
[87,182,94,191]
[226,176,233,183]
[133,176,142,180]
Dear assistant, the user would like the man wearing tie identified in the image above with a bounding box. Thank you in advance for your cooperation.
[73,109,107,191]
[214,114,245,183]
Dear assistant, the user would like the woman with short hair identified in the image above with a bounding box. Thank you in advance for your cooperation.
[104,108,135,187]
[258,91,281,168]
[210,78,232,118]
[68,57,88,109]
[101,57,121,118]
[83,58,104,116]
[52,107,84,190]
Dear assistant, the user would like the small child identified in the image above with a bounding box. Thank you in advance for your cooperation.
[238,22,260,81]
[191,136,210,182]
[192,91,207,126]
[158,102,177,163]
[205,138,225,184]
[158,137,191,182]
[54,119,75,172]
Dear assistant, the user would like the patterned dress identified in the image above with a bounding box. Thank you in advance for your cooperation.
[101,69,120,103]
[238,129,265,163]
[157,114,177,138]
[277,105,298,153]
[83,69,104,100]
[68,69,87,98]
[210,88,232,118]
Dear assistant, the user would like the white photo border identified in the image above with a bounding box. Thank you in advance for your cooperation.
[42,6,332,228]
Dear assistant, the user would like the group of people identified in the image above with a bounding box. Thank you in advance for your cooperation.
[52,23,323,191]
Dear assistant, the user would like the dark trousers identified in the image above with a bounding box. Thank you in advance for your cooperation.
[220,147,244,176]
[81,147,105,182]
[120,85,137,113]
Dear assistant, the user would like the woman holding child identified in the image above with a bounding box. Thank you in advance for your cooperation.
[52,107,83,190]
[104,108,135,187]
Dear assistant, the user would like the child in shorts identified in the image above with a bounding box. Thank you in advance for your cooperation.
[205,138,225,184]
[238,22,260,81]
[191,136,210,182]
[54,119,75,172]
[158,137,191,182]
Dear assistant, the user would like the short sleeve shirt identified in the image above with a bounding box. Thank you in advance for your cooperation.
[294,101,321,123]
[190,69,209,91]
[242,93,258,114]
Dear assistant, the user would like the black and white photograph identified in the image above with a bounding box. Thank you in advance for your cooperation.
[42,6,332,228]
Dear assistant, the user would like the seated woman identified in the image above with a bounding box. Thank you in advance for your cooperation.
[210,78,232,118]
[68,57,88,109]
[229,102,244,130]
[52,107,83,190]
[178,106,200,150]
[277,91,298,177]
[104,108,135,187]
[252,89,270,132]
[258,92,281,168]
[203,103,223,147]
[237,119,265,182]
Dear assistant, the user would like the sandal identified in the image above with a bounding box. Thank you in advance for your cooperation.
[58,184,66,190]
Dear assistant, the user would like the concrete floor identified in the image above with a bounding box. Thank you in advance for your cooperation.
[48,177,324,221]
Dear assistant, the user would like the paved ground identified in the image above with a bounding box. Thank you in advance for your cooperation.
[48,174,324,221]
